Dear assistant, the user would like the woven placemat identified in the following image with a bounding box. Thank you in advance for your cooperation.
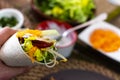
[13,52,120,80]
[0,0,32,29]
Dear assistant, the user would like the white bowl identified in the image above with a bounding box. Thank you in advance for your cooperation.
[0,8,24,29]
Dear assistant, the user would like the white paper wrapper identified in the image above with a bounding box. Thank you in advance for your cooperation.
[0,33,43,66]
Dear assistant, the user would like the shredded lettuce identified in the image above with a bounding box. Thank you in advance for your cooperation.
[41,30,60,36]
[22,40,33,52]
[35,0,95,23]
[34,49,43,61]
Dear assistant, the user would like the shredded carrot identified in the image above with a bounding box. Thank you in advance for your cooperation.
[90,29,120,52]
[27,47,37,62]
[16,29,42,37]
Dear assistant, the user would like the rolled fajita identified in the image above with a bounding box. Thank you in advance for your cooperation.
[0,29,67,67]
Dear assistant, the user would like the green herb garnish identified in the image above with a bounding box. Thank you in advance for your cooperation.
[0,16,18,27]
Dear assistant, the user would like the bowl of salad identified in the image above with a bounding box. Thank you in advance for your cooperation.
[31,0,96,26]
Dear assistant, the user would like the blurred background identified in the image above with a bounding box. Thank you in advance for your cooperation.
[4,0,120,28]
[1,0,120,80]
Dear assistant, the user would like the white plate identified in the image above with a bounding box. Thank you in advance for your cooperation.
[78,21,120,62]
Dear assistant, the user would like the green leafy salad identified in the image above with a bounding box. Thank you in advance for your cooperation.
[35,0,95,23]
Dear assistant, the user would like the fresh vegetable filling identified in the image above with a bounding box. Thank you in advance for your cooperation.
[18,37,56,63]
[16,29,67,67]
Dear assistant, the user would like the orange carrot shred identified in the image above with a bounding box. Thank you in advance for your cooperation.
[27,47,37,62]
[90,29,120,52]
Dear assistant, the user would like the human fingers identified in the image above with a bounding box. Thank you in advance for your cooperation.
[0,60,31,80]
[0,27,16,46]
[1,67,30,80]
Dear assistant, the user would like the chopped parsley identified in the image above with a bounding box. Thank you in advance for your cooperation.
[0,16,18,27]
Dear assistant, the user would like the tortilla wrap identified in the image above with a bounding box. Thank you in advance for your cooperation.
[0,29,67,67]
[0,33,39,66]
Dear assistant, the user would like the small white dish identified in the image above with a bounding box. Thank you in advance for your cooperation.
[0,8,24,29]
[78,21,120,62]
[108,0,120,6]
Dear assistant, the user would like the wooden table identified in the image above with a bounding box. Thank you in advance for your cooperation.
[1,0,120,80]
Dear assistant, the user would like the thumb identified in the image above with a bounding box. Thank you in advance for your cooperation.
[0,27,16,47]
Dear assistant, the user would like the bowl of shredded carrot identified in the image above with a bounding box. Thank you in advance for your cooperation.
[77,21,120,65]
[79,22,120,53]
[79,21,120,53]
[78,21,120,63]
